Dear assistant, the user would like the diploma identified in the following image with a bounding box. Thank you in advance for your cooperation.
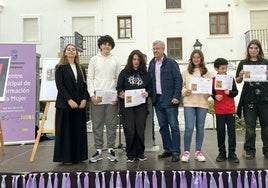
[190,77,212,94]
[95,90,118,104]
[243,65,267,82]
[124,88,146,108]
[214,75,233,90]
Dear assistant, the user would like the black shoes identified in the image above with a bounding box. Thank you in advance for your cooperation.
[127,155,147,162]
[216,152,227,162]
[158,151,172,159]
[137,155,147,161]
[216,152,240,163]
[245,151,268,160]
[158,151,179,162]
[264,152,268,160]
[228,153,240,163]
[127,156,135,163]
[245,151,255,160]
[171,154,180,162]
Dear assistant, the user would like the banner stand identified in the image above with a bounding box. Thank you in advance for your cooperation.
[29,101,55,162]
[0,117,5,154]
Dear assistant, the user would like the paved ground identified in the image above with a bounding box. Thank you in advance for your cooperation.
[0,129,267,173]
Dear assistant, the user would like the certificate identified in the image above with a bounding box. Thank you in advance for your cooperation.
[214,75,233,90]
[243,65,267,82]
[190,77,212,94]
[95,90,118,104]
[124,88,146,108]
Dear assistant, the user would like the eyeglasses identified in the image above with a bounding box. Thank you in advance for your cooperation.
[152,47,162,51]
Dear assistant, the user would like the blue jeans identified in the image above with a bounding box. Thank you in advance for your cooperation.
[183,107,207,152]
[155,96,180,155]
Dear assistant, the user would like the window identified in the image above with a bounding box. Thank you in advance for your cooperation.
[22,16,40,42]
[117,16,132,39]
[72,16,95,35]
[209,12,229,35]
[167,38,182,60]
[166,0,181,9]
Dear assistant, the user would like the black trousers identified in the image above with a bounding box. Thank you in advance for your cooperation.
[243,103,268,155]
[122,103,147,157]
[216,114,236,154]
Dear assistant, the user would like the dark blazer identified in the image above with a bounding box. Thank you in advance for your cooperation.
[236,59,268,117]
[55,63,89,109]
[148,54,182,108]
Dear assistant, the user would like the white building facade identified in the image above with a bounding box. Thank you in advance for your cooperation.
[0,0,268,132]
[0,0,267,64]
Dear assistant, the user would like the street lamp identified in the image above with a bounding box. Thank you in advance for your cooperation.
[193,39,202,50]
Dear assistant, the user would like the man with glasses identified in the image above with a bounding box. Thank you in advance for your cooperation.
[148,40,182,162]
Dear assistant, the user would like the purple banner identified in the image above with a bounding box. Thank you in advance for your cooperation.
[0,43,36,143]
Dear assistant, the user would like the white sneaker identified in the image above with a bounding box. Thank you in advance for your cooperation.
[89,151,103,163]
[181,151,190,162]
[107,150,118,162]
[194,151,206,162]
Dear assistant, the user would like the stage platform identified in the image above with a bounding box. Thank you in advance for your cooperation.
[1,130,268,187]
[0,129,267,173]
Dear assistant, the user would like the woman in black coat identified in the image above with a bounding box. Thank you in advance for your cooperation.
[53,44,89,164]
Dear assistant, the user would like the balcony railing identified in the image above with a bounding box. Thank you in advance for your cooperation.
[245,29,268,52]
[244,0,268,2]
[60,35,101,64]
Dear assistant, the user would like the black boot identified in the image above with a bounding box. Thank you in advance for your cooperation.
[216,152,227,162]
[245,151,255,160]
[264,151,268,160]
[228,152,240,163]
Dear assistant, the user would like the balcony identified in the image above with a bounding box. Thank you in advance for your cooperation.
[245,29,268,57]
[60,35,101,65]
[244,0,268,2]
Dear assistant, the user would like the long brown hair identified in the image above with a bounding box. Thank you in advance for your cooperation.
[56,44,86,82]
[125,50,147,74]
[187,49,207,75]
[245,39,265,62]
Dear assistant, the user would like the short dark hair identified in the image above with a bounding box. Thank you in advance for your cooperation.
[97,35,115,49]
[214,58,228,68]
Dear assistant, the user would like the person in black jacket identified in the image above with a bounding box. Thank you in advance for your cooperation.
[116,49,151,162]
[148,40,182,162]
[236,39,268,160]
[53,44,89,164]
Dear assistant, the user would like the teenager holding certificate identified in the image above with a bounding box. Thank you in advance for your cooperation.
[212,58,239,163]
[236,39,268,160]
[116,50,151,162]
[87,35,121,163]
[181,49,211,162]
